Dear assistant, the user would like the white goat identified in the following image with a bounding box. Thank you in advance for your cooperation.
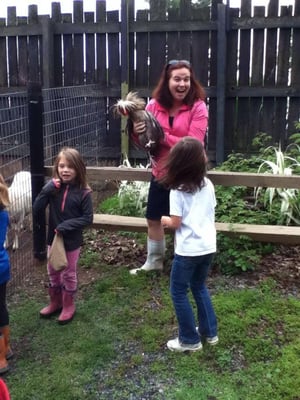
[6,171,32,250]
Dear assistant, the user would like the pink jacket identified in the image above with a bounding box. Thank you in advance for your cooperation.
[146,99,208,179]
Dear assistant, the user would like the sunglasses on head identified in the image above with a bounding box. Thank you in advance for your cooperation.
[167,59,191,67]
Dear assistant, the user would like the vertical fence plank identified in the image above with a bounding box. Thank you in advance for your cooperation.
[28,5,41,84]
[135,10,149,89]
[216,3,227,164]
[96,0,107,87]
[107,10,121,161]
[167,8,180,60]
[261,0,278,135]
[73,1,84,85]
[275,5,292,146]
[95,0,110,161]
[120,0,130,161]
[127,0,135,88]
[85,11,96,84]
[191,6,210,85]
[236,0,251,152]
[62,13,73,86]
[41,15,54,88]
[249,6,265,144]
[18,17,28,86]
[224,6,239,157]
[208,0,221,161]
[0,18,8,87]
[52,3,63,87]
[7,7,18,87]
[179,0,192,60]
[149,0,167,86]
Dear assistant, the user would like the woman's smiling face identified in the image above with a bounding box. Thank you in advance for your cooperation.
[168,67,191,103]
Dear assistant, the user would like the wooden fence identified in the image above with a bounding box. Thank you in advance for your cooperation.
[0,0,300,164]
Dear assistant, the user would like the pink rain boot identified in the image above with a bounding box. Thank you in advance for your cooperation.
[58,290,76,325]
[40,286,62,318]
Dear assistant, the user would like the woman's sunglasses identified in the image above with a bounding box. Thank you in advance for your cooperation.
[167,59,191,67]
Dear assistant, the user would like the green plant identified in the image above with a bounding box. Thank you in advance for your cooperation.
[213,133,277,274]
[99,157,150,218]
[215,234,273,274]
[118,157,150,217]
[254,144,300,225]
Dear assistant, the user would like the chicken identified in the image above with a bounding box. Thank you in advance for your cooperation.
[113,91,164,157]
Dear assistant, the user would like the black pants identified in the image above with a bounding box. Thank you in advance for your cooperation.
[0,282,9,327]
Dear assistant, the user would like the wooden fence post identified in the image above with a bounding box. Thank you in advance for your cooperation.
[120,0,129,161]
[216,3,227,164]
[28,81,46,261]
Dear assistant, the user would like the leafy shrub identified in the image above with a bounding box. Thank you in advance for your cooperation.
[213,134,276,274]
[254,143,300,225]
[214,131,300,274]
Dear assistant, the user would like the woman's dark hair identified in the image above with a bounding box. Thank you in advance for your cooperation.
[159,137,207,193]
[53,147,89,189]
[152,60,206,109]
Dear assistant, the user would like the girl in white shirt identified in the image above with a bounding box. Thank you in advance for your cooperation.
[160,137,218,352]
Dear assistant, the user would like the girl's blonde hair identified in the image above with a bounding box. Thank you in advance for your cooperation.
[53,147,90,189]
[0,174,10,208]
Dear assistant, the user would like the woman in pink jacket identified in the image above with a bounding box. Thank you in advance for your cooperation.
[130,60,208,275]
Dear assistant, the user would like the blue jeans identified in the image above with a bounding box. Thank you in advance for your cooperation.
[170,253,217,344]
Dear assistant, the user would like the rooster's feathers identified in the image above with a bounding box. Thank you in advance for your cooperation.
[113,92,164,156]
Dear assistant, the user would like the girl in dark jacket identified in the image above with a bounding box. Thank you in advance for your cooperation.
[0,174,12,374]
[33,148,93,324]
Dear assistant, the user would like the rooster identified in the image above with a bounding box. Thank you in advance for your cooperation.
[113,91,164,158]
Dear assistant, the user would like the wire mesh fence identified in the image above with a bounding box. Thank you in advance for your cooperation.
[42,85,108,167]
[0,84,111,296]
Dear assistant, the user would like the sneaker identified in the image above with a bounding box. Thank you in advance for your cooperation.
[195,328,219,346]
[206,336,219,345]
[167,337,203,352]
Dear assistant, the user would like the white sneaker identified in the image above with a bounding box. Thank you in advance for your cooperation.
[195,328,219,346]
[206,336,219,345]
[167,337,202,352]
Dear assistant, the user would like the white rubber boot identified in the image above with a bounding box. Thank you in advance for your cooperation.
[130,237,165,275]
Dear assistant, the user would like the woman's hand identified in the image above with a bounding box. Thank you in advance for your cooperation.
[133,121,146,136]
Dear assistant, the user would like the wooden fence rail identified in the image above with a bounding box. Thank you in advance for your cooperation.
[45,166,300,190]
[43,166,300,245]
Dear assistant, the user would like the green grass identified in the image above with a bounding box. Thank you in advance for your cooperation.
[5,264,300,400]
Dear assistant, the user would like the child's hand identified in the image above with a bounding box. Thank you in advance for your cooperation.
[52,178,61,188]
[161,215,182,230]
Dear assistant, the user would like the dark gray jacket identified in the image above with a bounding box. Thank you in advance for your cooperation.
[33,179,93,251]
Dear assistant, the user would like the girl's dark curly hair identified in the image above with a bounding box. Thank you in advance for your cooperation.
[159,137,207,193]
[152,60,206,110]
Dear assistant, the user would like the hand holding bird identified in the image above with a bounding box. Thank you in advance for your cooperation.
[113,91,164,157]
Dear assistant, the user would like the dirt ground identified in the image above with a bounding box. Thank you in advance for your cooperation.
[15,230,300,303]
